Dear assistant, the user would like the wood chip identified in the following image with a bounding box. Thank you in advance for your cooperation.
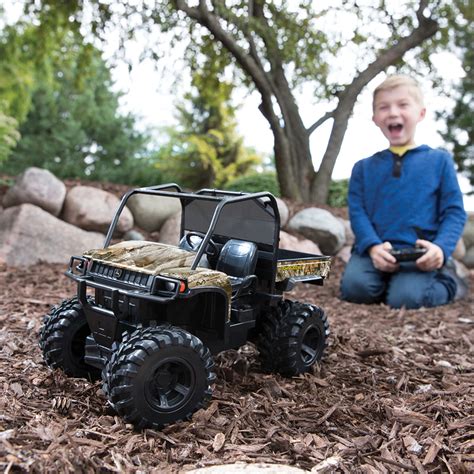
[212,433,226,452]
[1,245,472,473]
[423,434,443,465]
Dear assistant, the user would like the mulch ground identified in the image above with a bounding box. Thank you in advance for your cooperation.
[1,258,472,473]
[0,178,473,472]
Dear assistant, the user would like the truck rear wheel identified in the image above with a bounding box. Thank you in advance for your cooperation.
[39,297,100,380]
[103,326,215,430]
[258,300,329,376]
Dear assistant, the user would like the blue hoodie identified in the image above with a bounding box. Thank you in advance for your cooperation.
[349,145,467,260]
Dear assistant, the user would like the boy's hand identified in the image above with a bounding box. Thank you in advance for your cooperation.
[369,242,399,273]
[415,239,444,271]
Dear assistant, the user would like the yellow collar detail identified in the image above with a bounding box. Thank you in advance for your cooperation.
[389,145,417,156]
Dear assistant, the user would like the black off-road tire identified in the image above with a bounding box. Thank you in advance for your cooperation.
[103,326,215,430]
[39,297,100,380]
[257,300,329,376]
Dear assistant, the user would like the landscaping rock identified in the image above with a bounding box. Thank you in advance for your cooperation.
[0,204,104,267]
[123,229,146,241]
[452,238,466,261]
[159,212,182,246]
[338,218,354,247]
[462,213,474,249]
[336,245,352,264]
[275,197,289,227]
[463,246,474,268]
[279,230,321,255]
[288,207,345,255]
[126,194,182,232]
[2,167,66,216]
[62,186,133,234]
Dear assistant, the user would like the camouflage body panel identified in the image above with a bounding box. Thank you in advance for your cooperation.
[84,241,196,274]
[84,240,232,302]
[276,257,332,282]
[161,267,232,301]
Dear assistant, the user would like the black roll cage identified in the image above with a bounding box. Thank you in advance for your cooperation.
[103,183,281,292]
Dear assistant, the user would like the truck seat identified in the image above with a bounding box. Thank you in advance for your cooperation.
[216,239,258,298]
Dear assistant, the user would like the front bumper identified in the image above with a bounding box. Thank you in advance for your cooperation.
[66,256,184,346]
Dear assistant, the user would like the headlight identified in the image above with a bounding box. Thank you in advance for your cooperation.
[153,278,187,294]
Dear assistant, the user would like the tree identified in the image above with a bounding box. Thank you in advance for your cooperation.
[22,0,460,202]
[439,0,473,191]
[7,47,148,180]
[0,19,148,180]
[168,0,447,203]
[0,109,20,163]
[156,52,261,189]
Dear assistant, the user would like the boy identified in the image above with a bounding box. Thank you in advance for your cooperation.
[340,75,467,309]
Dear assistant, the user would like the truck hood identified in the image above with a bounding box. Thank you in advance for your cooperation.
[83,240,232,297]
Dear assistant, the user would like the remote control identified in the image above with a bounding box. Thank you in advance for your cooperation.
[389,247,427,262]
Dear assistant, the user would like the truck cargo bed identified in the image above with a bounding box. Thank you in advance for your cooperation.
[275,249,331,282]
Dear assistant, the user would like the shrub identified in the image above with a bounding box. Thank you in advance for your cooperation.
[223,172,280,196]
[328,179,349,208]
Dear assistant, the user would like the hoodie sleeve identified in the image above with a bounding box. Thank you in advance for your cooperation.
[348,160,383,255]
[433,153,467,260]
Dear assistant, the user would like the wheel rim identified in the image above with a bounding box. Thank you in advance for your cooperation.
[145,358,195,412]
[70,324,89,365]
[300,326,321,365]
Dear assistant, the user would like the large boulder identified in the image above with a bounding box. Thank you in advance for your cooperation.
[338,218,354,247]
[336,245,352,263]
[275,197,289,227]
[463,246,474,268]
[2,167,66,216]
[126,194,182,232]
[462,212,474,249]
[62,186,133,234]
[0,204,104,267]
[159,212,182,246]
[123,229,146,242]
[288,208,345,255]
[452,238,466,261]
[279,230,321,255]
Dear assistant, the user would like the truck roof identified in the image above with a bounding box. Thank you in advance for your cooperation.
[104,183,281,257]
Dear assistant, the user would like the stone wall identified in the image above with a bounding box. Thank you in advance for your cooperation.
[1,167,472,274]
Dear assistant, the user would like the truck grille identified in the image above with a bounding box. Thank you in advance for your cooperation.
[90,261,151,288]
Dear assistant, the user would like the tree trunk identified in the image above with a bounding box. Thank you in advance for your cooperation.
[310,93,358,203]
[175,0,439,204]
[308,8,439,202]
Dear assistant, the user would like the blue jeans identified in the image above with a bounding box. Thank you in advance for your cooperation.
[340,253,457,309]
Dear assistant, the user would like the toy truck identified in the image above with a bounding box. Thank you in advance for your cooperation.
[39,184,331,429]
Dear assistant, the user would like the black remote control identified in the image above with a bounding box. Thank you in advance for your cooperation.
[389,247,427,262]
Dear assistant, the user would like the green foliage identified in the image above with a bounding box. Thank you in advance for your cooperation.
[0,108,20,162]
[224,172,280,196]
[13,1,467,203]
[327,179,349,208]
[0,26,35,123]
[92,156,163,187]
[155,53,261,189]
[438,0,473,191]
[0,20,148,180]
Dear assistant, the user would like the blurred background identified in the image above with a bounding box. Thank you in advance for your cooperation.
[1,0,472,209]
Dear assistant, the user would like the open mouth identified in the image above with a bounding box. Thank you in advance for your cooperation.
[388,124,403,133]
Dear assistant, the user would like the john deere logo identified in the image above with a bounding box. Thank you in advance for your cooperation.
[113,268,123,278]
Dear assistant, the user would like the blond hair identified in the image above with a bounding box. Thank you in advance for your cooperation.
[373,75,424,109]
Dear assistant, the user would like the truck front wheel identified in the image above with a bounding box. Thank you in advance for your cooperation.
[103,326,215,430]
[39,297,100,380]
[258,300,329,376]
